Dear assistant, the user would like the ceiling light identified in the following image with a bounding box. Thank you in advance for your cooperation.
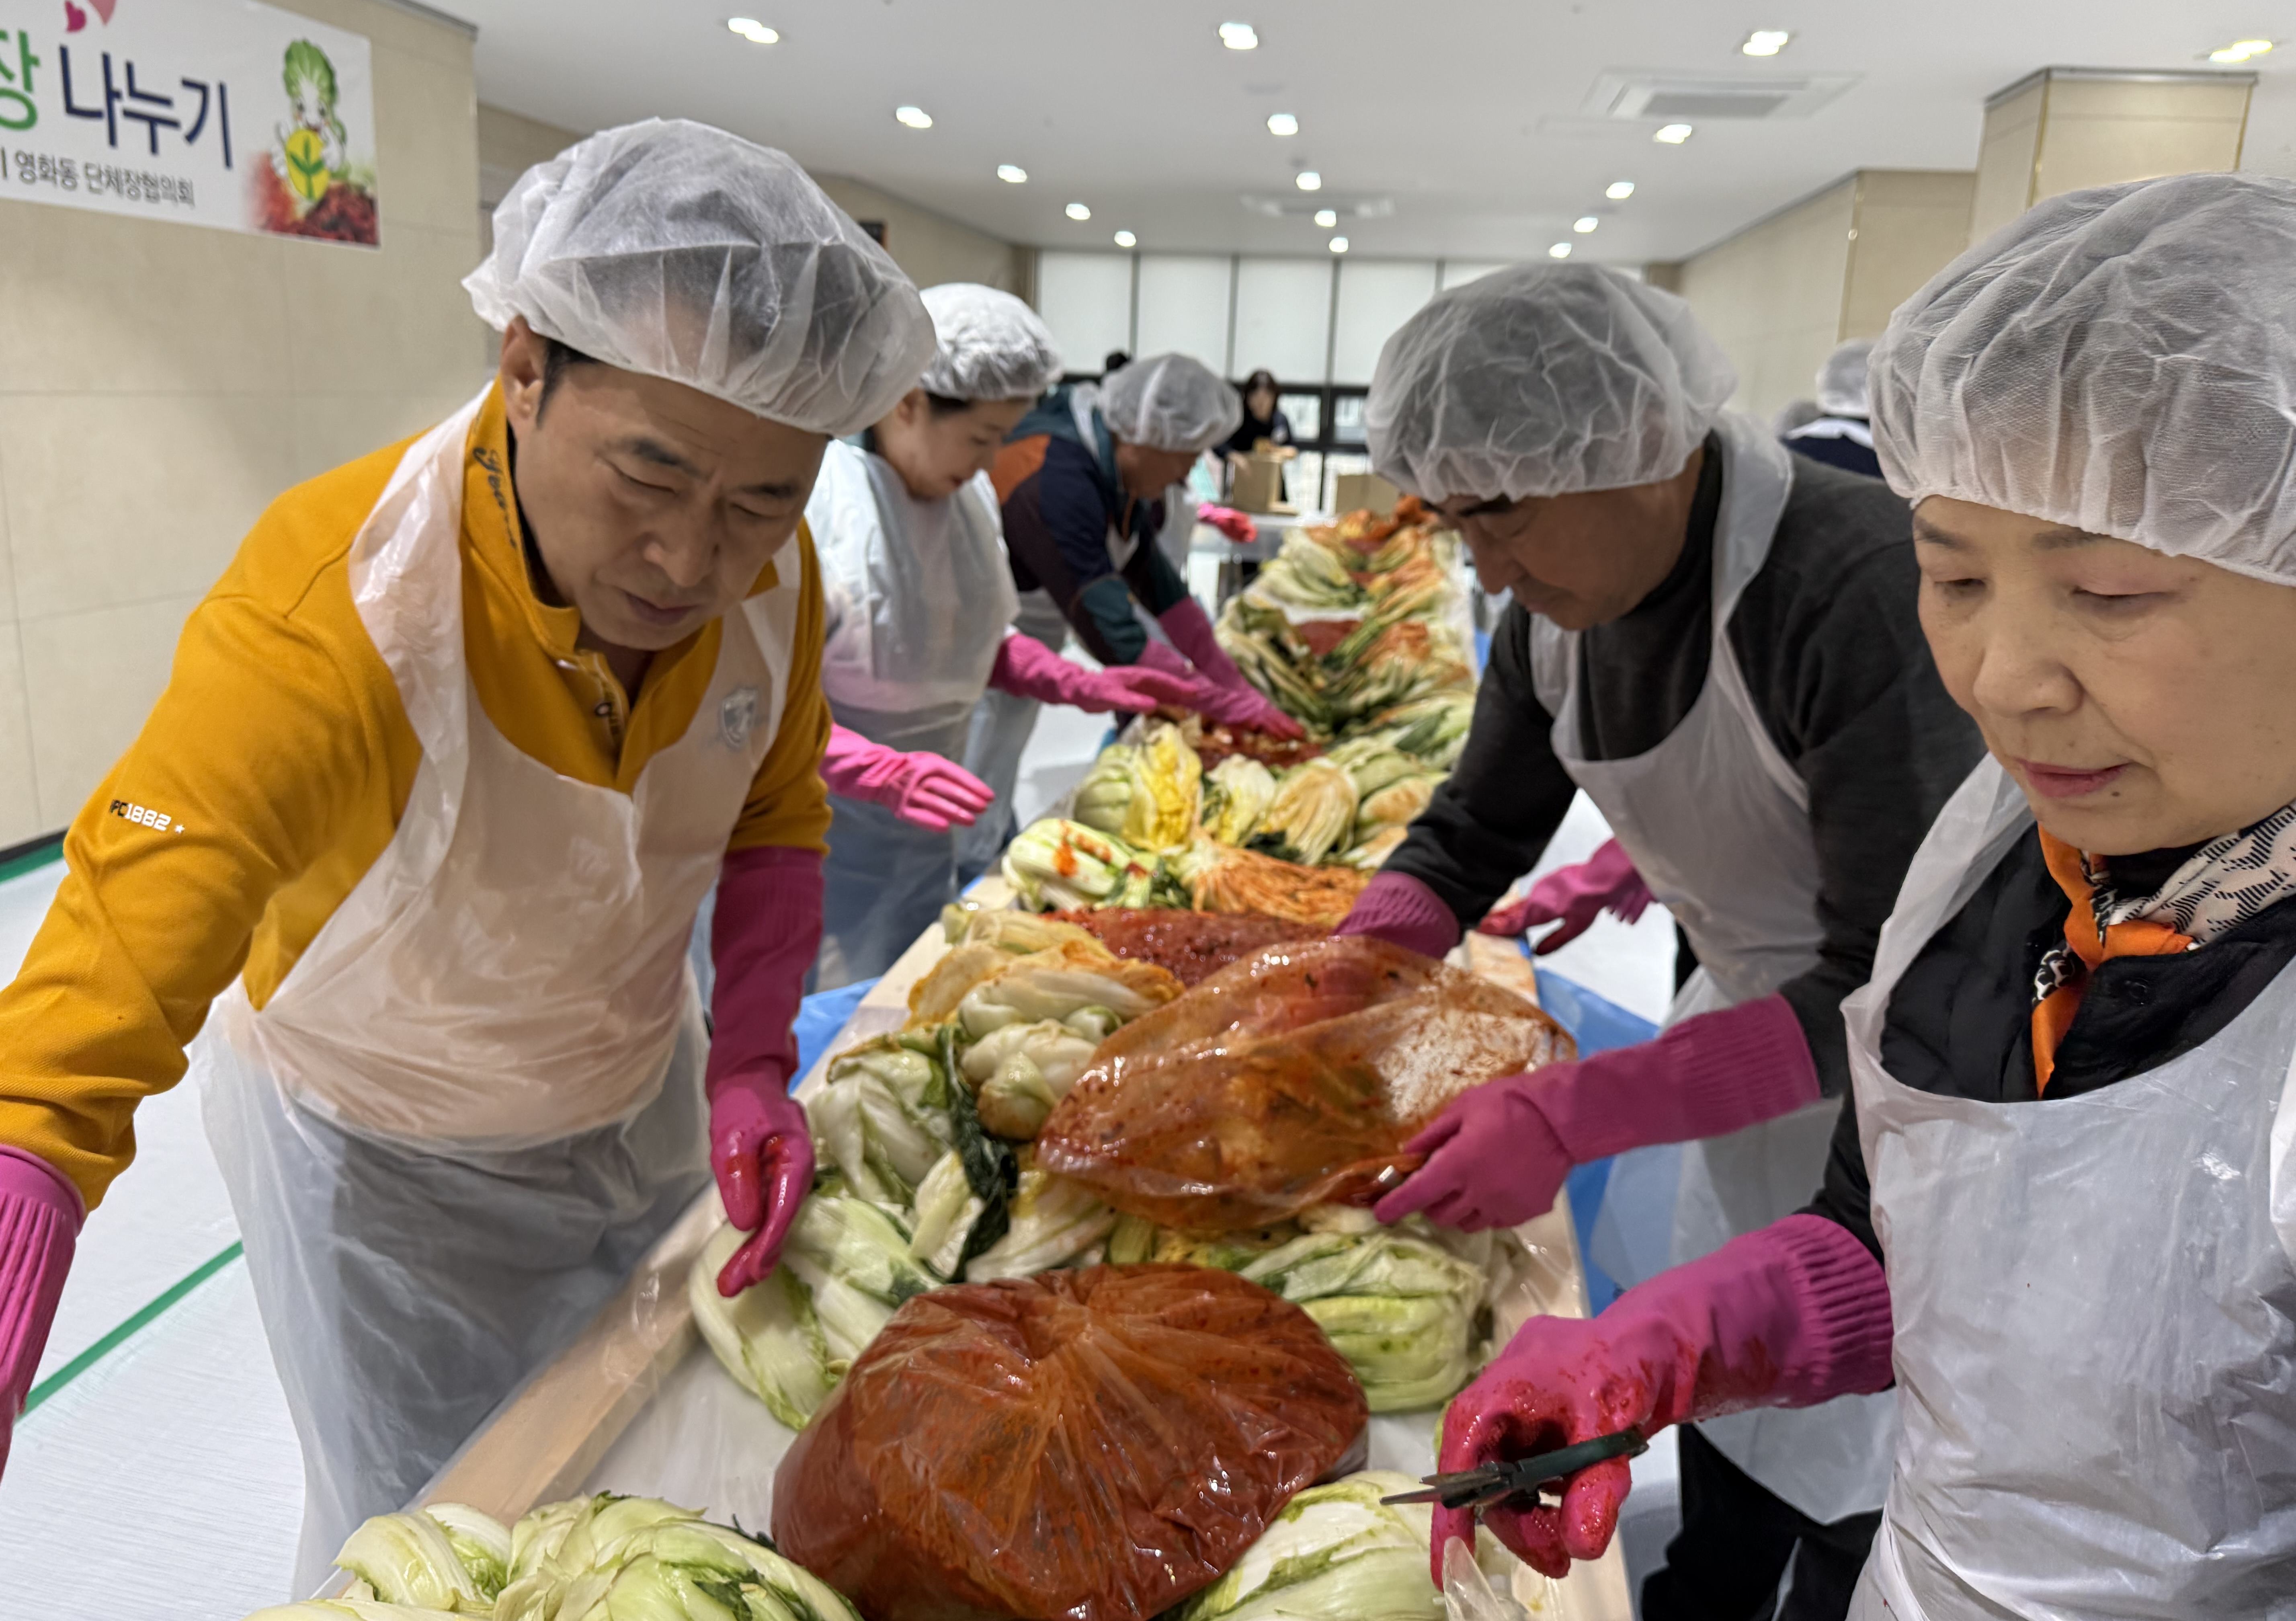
[1654,122,1694,144]
[1740,29,1792,56]
[1605,180,1636,200]
[1295,170,1322,192]
[1574,215,1599,233]
[2210,37,2274,64]
[1548,242,1573,259]
[1329,236,1349,254]
[1313,207,1338,228]
[727,17,779,44]
[1065,201,1092,221]
[1113,229,1137,248]
[1266,112,1299,137]
[894,105,933,129]
[996,163,1028,184]
[1219,21,1259,50]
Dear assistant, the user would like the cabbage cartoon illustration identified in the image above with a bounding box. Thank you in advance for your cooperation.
[254,38,379,244]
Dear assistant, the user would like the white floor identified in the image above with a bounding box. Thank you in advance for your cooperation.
[0,719,1682,1619]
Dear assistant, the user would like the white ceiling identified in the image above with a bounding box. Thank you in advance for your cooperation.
[447,0,2296,265]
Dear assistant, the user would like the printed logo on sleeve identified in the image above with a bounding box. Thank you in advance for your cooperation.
[109,798,184,833]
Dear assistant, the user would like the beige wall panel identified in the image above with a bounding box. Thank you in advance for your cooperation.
[282,222,493,398]
[374,41,483,236]
[290,388,483,484]
[814,176,1025,294]
[276,0,475,70]
[1676,180,1854,420]
[0,622,36,845]
[2042,78,2252,122]
[479,104,584,190]
[1841,171,1975,337]
[0,394,303,622]
[21,593,202,828]
[2036,118,2247,201]
[1970,82,2045,244]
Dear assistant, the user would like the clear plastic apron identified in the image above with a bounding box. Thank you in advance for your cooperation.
[194,390,797,1588]
[1843,759,2296,1619]
[1529,412,1896,1520]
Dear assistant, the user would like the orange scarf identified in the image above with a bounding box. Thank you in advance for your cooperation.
[2031,830,2193,1093]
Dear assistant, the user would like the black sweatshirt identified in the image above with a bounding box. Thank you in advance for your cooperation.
[1806,826,2296,1257]
[1382,435,1984,1097]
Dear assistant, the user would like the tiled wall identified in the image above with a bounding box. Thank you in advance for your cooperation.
[1673,179,1858,423]
[0,0,491,843]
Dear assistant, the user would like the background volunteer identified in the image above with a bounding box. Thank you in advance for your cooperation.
[1785,339,1884,480]
[1336,263,1982,1620]
[1431,171,2296,1620]
[958,353,1302,870]
[807,283,1218,987]
[0,118,933,1590]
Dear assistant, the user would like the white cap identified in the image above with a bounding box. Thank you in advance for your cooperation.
[1365,263,1736,502]
[1873,172,2296,585]
[465,118,935,437]
[917,283,1062,403]
[1100,354,1243,453]
[1814,338,1874,419]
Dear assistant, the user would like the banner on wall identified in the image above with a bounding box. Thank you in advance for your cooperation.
[0,0,377,246]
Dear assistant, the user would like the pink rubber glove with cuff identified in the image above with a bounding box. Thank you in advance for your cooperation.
[1436,1213,1892,1582]
[1378,990,1822,1231]
[0,1145,81,1479]
[706,845,823,1298]
[1152,597,1304,741]
[820,724,993,833]
[988,633,1213,716]
[1480,838,1654,951]
[1197,504,1259,544]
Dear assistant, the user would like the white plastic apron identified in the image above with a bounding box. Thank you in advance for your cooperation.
[196,390,797,1588]
[1843,758,2296,1619]
[1530,412,1896,1520]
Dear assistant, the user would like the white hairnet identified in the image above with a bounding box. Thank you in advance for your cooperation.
[1100,354,1242,453]
[1815,338,1874,419]
[1872,172,2296,585]
[917,283,1062,403]
[465,118,935,437]
[1364,263,1736,502]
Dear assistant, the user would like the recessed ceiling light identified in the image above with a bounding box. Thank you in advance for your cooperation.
[996,164,1028,184]
[1065,201,1092,221]
[1605,180,1636,201]
[1266,112,1299,137]
[1573,215,1600,234]
[1654,123,1694,144]
[1219,21,1259,50]
[1313,207,1338,228]
[1295,170,1322,192]
[2210,37,2274,63]
[1329,236,1349,254]
[894,105,933,129]
[1113,229,1137,248]
[1741,29,1792,56]
[1548,242,1573,259]
[727,17,779,44]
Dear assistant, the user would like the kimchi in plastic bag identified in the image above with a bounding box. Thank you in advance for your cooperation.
[772,1264,1366,1621]
[1035,937,1573,1232]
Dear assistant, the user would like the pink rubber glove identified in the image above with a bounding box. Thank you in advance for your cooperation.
[1154,597,1306,741]
[1480,838,1654,951]
[1377,992,1820,1231]
[1335,869,1462,961]
[987,634,1215,715]
[820,724,994,833]
[1435,1213,1893,1582]
[707,846,824,1297]
[1198,504,1259,543]
[0,1146,81,1478]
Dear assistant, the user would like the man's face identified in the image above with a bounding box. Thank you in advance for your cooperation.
[498,318,828,654]
[1112,438,1200,500]
[1431,447,1706,631]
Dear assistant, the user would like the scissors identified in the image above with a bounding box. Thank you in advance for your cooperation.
[1381,1427,1648,1512]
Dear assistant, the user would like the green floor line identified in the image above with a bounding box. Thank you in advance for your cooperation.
[0,841,63,886]
[22,1241,246,1417]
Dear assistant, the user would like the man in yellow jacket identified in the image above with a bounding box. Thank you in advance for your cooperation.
[0,118,933,1586]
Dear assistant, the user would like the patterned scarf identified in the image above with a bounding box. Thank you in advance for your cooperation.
[2031,802,2296,1090]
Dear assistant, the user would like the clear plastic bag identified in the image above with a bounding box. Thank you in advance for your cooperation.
[771,1264,1367,1621]
[1036,938,1573,1232]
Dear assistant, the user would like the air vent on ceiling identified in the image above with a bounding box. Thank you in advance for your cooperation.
[1585,70,1859,122]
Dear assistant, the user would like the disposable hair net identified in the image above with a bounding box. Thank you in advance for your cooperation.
[1871,172,2296,584]
[1101,353,1243,453]
[1364,263,1736,502]
[1815,338,1874,418]
[465,117,935,437]
[918,283,1063,403]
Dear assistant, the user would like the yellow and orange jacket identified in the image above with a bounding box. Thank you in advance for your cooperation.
[0,384,832,1210]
